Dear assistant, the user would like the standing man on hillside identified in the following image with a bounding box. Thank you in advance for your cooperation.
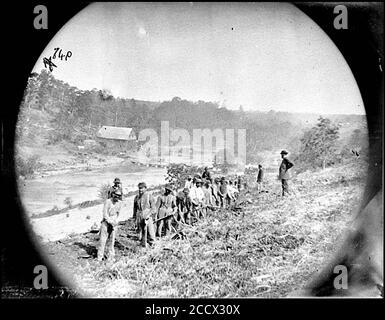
[218,177,229,209]
[237,175,242,192]
[279,150,294,196]
[108,177,123,200]
[184,176,193,190]
[202,167,212,182]
[211,178,220,207]
[203,180,214,215]
[156,185,177,237]
[133,182,156,248]
[97,189,123,261]
[176,187,192,224]
[189,178,206,220]
[256,164,264,193]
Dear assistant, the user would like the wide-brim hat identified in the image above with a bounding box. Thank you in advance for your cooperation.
[114,177,121,183]
[138,182,147,188]
[165,185,173,192]
[280,150,288,155]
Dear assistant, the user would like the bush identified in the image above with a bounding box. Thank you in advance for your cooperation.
[16,154,42,178]
[166,163,204,189]
[91,142,107,154]
[64,197,73,208]
[295,117,340,170]
[98,183,111,201]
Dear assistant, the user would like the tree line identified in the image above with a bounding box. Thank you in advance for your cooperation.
[18,70,368,168]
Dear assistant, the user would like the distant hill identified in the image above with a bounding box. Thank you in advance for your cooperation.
[17,70,368,165]
[133,100,161,110]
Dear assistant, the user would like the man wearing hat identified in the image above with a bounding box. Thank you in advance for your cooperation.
[133,182,157,248]
[227,180,238,203]
[97,189,123,261]
[189,178,206,220]
[156,185,177,237]
[108,177,123,200]
[176,187,192,224]
[211,177,220,207]
[279,150,294,196]
[202,167,212,182]
[218,177,228,208]
[256,164,264,193]
[203,180,214,214]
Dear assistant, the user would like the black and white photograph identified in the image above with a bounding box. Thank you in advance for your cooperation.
[1,1,383,304]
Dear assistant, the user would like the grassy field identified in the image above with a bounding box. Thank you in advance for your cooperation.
[41,161,367,298]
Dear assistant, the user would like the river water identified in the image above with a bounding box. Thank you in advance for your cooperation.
[19,162,167,217]
[18,155,242,242]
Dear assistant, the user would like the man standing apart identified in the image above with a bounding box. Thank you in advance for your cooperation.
[156,185,177,237]
[133,182,156,248]
[256,164,264,193]
[97,190,123,261]
[279,150,294,196]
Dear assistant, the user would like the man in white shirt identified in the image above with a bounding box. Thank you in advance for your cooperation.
[227,181,238,203]
[184,176,193,189]
[189,178,205,220]
[97,190,123,261]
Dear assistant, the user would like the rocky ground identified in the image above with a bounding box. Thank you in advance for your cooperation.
[39,161,367,298]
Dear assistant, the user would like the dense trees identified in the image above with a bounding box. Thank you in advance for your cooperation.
[296,117,340,170]
[18,70,367,167]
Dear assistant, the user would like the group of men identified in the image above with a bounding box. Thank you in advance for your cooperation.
[130,167,244,249]
[97,150,294,260]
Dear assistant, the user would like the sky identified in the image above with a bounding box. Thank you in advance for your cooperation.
[33,2,365,115]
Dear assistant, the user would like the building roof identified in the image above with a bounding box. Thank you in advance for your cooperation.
[96,126,136,141]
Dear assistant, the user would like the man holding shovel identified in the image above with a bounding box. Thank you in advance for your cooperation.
[133,182,156,248]
[176,187,192,224]
[156,185,177,237]
[97,189,123,261]
[189,178,206,220]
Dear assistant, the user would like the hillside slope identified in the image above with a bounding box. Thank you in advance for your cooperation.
[40,162,367,297]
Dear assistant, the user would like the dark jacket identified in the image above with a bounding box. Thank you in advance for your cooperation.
[279,158,294,180]
[133,192,156,220]
[156,193,177,218]
[107,184,123,199]
[176,192,192,212]
[202,170,212,182]
[257,169,264,182]
[218,183,228,196]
